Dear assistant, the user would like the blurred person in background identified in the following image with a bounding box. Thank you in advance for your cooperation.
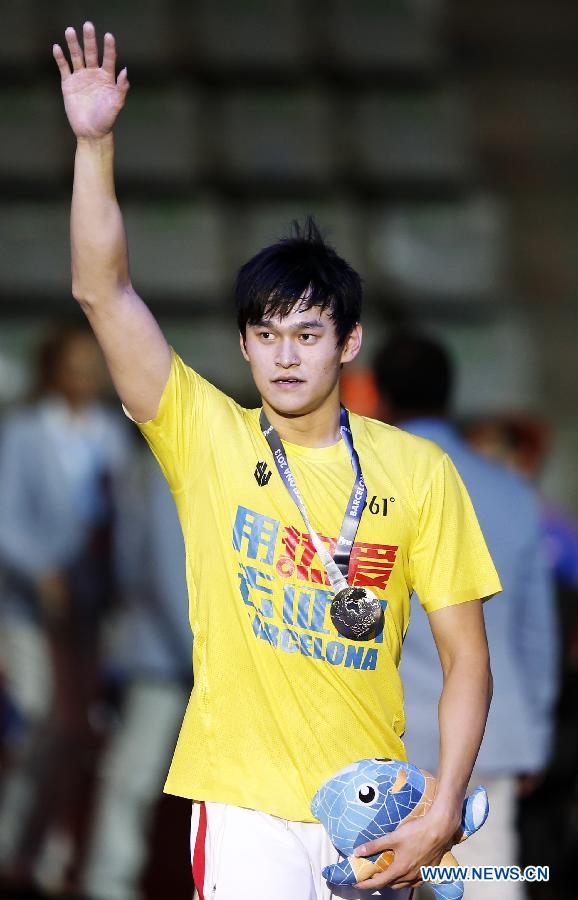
[0,325,130,894]
[465,414,578,627]
[80,457,191,900]
[374,332,559,899]
[465,415,578,898]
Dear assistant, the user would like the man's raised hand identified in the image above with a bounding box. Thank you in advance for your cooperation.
[53,21,129,139]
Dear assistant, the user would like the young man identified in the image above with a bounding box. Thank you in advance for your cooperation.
[53,23,502,900]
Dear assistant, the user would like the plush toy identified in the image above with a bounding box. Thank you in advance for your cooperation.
[311,758,488,900]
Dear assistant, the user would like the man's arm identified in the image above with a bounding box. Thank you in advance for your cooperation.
[353,599,492,891]
[427,599,492,820]
[54,22,171,422]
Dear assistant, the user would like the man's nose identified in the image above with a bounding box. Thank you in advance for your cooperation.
[275,338,300,368]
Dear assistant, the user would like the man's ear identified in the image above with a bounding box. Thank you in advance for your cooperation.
[239,331,250,362]
[340,323,363,365]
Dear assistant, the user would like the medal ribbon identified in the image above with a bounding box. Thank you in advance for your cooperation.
[259,407,367,593]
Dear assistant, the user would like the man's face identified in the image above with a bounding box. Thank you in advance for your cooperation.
[240,304,362,417]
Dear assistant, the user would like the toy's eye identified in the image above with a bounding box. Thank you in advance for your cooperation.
[373,757,391,763]
[358,784,377,803]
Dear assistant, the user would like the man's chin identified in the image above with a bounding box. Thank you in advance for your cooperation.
[262,390,314,418]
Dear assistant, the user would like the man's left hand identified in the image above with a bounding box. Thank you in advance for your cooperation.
[352,806,460,891]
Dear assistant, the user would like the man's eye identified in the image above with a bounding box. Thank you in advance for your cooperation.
[259,332,272,340]
[300,334,315,342]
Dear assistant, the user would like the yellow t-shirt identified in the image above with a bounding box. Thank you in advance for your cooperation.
[136,350,502,822]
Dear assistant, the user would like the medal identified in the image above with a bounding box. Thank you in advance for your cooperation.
[260,407,385,642]
[330,586,384,642]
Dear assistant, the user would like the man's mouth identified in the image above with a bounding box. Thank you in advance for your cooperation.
[272,377,304,385]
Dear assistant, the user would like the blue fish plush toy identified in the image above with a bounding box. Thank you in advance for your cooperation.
[311,758,488,900]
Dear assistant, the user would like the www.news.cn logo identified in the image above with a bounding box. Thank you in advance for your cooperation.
[420,865,549,883]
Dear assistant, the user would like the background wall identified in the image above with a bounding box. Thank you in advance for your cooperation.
[0,0,577,508]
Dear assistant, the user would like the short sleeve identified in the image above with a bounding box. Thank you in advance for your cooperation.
[133,349,214,494]
[410,453,502,614]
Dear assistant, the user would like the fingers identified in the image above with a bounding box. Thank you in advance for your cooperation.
[354,860,405,890]
[352,843,413,891]
[354,837,394,858]
[52,44,71,80]
[102,32,117,76]
[54,23,119,78]
[391,880,416,891]
[355,870,413,891]
[82,21,99,68]
[117,67,130,95]
[64,26,85,71]
[355,875,392,890]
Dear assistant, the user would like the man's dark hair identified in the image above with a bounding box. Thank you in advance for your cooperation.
[235,217,362,346]
[374,331,454,417]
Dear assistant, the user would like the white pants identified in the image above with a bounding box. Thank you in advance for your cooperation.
[190,801,413,900]
[0,616,53,866]
[0,614,53,725]
[80,678,189,900]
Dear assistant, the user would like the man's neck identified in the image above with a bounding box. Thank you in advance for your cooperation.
[262,397,342,448]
